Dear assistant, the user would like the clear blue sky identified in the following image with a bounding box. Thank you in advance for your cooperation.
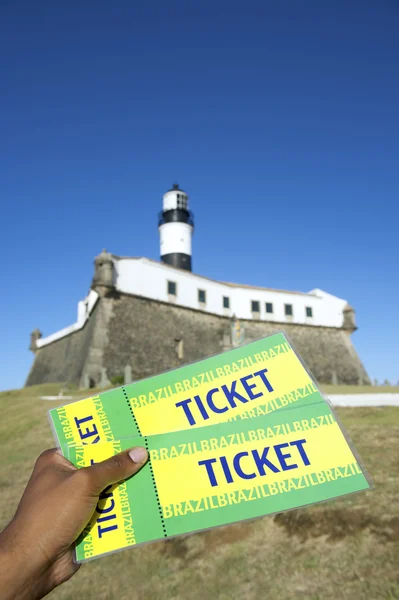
[1,1,398,390]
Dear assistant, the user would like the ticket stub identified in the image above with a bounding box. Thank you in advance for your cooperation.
[68,401,371,562]
[50,332,327,451]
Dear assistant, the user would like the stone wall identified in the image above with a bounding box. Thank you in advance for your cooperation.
[103,294,227,381]
[25,305,98,386]
[26,292,370,387]
[103,294,369,385]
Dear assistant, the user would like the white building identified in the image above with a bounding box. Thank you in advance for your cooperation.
[34,184,354,350]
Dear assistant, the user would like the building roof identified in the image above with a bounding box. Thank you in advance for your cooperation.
[221,280,316,297]
[166,183,187,194]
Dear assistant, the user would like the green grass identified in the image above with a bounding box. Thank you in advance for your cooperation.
[0,383,398,600]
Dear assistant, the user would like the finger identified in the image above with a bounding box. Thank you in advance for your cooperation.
[80,447,148,495]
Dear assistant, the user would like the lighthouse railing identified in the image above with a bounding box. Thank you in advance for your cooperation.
[158,209,194,227]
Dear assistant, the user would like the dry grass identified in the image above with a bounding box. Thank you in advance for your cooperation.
[0,383,398,600]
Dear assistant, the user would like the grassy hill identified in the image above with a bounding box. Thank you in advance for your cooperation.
[0,383,398,600]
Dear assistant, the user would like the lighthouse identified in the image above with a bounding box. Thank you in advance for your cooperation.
[158,183,194,271]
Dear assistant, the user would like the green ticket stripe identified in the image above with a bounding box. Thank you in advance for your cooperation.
[69,402,371,562]
[50,332,329,452]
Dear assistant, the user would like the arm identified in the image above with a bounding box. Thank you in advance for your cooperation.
[0,446,148,600]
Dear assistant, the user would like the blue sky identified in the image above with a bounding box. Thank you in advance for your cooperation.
[1,1,398,390]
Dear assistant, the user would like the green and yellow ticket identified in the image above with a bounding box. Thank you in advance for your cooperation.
[50,332,327,450]
[68,401,371,562]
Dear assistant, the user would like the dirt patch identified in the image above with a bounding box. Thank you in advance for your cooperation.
[274,508,399,542]
[156,508,399,562]
[157,521,256,560]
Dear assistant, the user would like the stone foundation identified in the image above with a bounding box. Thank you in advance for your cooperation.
[26,293,370,387]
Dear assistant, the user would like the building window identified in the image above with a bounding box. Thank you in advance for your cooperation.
[285,304,293,316]
[265,302,273,314]
[198,289,206,304]
[167,280,177,296]
[176,193,187,210]
[251,300,260,313]
[306,306,313,318]
[223,296,230,309]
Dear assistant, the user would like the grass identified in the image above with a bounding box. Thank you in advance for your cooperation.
[0,383,398,600]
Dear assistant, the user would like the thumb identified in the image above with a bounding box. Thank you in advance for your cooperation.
[83,447,148,495]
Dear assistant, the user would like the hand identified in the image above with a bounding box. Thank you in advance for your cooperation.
[0,446,148,600]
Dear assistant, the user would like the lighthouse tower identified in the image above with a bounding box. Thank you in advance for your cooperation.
[158,183,194,271]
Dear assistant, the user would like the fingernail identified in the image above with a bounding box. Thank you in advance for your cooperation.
[128,447,148,464]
